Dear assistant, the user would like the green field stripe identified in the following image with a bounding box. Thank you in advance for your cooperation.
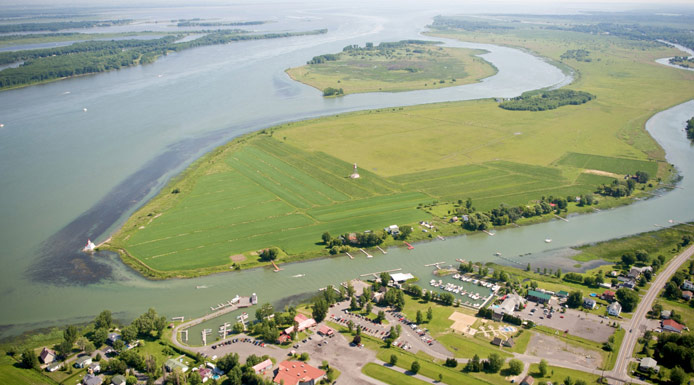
[574,173,617,186]
[391,164,492,184]
[557,152,658,176]
[227,153,313,209]
[307,192,430,217]
[252,137,379,198]
[485,160,565,180]
[243,144,348,203]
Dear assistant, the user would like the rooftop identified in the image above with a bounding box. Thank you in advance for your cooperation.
[273,361,325,385]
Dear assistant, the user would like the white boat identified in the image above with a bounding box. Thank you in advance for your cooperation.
[494,252,501,256]
[545,238,552,243]
[196,285,208,289]
[292,274,305,278]
[83,239,96,253]
[83,108,88,112]
[0,123,4,128]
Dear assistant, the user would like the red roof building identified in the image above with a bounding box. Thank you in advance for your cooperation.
[601,290,616,301]
[273,361,325,385]
[317,325,334,336]
[284,314,316,335]
[278,334,291,344]
[662,319,685,333]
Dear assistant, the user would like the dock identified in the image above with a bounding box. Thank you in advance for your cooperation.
[171,316,185,322]
[424,261,446,267]
[271,260,282,272]
[483,230,495,236]
[554,214,569,222]
[360,268,402,278]
[456,258,467,264]
[359,248,372,258]
[179,329,188,342]
[403,241,414,250]
[346,252,354,260]
[376,246,387,254]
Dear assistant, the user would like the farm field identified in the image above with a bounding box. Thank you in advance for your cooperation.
[108,20,694,278]
[286,42,496,95]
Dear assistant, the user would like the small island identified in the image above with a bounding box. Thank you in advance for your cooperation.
[286,40,497,95]
[669,56,694,69]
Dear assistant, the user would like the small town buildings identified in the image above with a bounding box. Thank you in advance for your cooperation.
[278,334,291,344]
[198,367,212,381]
[111,375,126,385]
[384,225,400,237]
[317,325,335,337]
[662,319,685,333]
[681,280,694,291]
[527,290,551,304]
[599,282,612,289]
[583,298,596,310]
[619,281,636,290]
[46,362,61,372]
[682,290,693,301]
[88,361,101,373]
[39,347,56,364]
[520,375,535,385]
[107,333,121,346]
[165,358,189,373]
[661,310,672,319]
[556,290,569,299]
[503,338,514,348]
[252,359,273,374]
[601,290,616,302]
[493,293,525,321]
[273,361,325,385]
[75,356,92,369]
[639,357,659,373]
[491,337,503,346]
[607,302,622,316]
[82,373,102,385]
[284,314,317,335]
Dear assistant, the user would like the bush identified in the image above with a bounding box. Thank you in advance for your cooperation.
[410,361,420,374]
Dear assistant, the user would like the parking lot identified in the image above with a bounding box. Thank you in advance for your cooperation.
[517,300,617,343]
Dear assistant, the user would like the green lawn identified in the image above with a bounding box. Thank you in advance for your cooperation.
[286,43,496,95]
[527,363,602,384]
[362,363,433,385]
[0,355,58,385]
[375,349,495,385]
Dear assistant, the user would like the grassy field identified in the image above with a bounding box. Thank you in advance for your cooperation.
[527,363,602,383]
[108,18,694,277]
[362,363,435,385]
[0,355,58,385]
[286,42,496,95]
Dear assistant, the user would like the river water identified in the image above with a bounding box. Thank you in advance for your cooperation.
[0,3,692,340]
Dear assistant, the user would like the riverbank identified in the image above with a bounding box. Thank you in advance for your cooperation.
[102,23,689,280]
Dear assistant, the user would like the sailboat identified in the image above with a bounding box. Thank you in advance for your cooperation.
[544,238,552,243]
[83,239,96,253]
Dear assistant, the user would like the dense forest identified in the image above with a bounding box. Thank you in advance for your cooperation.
[430,17,513,31]
[498,89,595,111]
[0,29,327,89]
[176,21,266,27]
[0,20,131,33]
[306,40,439,65]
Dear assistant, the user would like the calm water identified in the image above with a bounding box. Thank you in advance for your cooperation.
[0,3,692,339]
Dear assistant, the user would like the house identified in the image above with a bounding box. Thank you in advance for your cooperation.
[682,280,694,291]
[607,302,622,316]
[662,319,685,333]
[111,375,126,385]
[583,298,596,310]
[682,290,693,301]
[165,358,189,373]
[556,290,569,299]
[253,358,273,374]
[82,373,102,385]
[39,347,56,364]
[491,337,503,346]
[284,314,316,335]
[88,361,101,373]
[493,294,525,321]
[390,273,415,284]
[107,333,121,346]
[198,367,213,380]
[449,216,459,223]
[601,290,616,302]
[639,357,659,373]
[317,325,334,337]
[610,271,618,277]
[619,281,636,290]
[503,338,514,348]
[527,290,551,304]
[46,362,61,372]
[661,310,672,319]
[278,334,291,344]
[627,268,639,279]
[599,282,612,289]
[520,375,535,385]
[273,361,325,385]
[75,355,92,369]
[384,225,400,237]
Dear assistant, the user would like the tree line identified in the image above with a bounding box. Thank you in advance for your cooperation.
[687,117,694,141]
[499,89,596,111]
[0,19,131,33]
[0,29,327,89]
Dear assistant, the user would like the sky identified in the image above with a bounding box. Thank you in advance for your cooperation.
[1,0,693,6]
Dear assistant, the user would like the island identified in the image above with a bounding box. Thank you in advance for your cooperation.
[285,40,497,95]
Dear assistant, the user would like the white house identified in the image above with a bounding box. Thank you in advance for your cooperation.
[607,302,622,316]
[682,280,694,291]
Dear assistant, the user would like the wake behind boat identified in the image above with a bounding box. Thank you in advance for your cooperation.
[82,239,96,253]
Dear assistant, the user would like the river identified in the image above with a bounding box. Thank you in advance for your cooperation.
[0,3,692,340]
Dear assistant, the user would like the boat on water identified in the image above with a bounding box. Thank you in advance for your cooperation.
[545,238,552,243]
[196,285,208,289]
[292,274,305,278]
[0,123,4,128]
[83,108,87,112]
[494,252,501,256]
[83,239,96,253]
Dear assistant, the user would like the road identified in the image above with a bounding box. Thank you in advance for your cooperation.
[607,244,694,383]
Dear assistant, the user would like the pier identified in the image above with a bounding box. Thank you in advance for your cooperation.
[403,241,414,249]
[172,295,253,348]
[482,230,495,236]
[346,252,354,260]
[359,248,372,258]
[360,268,402,278]
[424,261,446,268]
[171,316,185,322]
[554,214,569,222]
[376,246,387,254]
[271,260,282,272]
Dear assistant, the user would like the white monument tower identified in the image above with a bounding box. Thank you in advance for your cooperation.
[350,163,360,179]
